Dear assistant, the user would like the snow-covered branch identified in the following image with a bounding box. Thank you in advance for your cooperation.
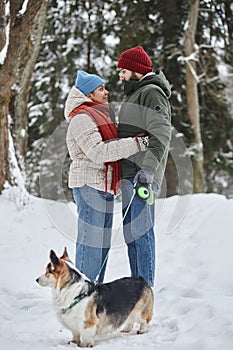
[177,52,200,83]
[0,0,10,65]
[17,0,29,17]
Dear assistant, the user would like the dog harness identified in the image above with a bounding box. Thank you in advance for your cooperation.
[61,293,87,314]
[61,277,96,314]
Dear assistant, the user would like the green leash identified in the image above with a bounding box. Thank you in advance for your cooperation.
[94,189,136,284]
[61,182,155,312]
[60,190,136,313]
[94,181,154,284]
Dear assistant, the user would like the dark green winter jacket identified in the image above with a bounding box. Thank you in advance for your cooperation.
[118,70,172,188]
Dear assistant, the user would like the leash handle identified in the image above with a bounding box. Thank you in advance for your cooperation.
[134,181,154,205]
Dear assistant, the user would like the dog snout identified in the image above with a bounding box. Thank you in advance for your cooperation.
[36,273,54,287]
[36,275,44,286]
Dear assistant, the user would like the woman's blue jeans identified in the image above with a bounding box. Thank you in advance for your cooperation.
[121,178,156,287]
[73,186,114,283]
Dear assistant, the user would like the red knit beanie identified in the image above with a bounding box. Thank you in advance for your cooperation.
[117,46,152,75]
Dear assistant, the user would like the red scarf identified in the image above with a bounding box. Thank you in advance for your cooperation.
[69,102,120,195]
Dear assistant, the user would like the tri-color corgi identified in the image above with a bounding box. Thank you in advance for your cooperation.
[36,248,154,348]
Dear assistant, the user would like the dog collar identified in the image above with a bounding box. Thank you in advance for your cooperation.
[61,293,87,314]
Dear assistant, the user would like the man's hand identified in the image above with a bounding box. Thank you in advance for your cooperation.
[134,169,154,185]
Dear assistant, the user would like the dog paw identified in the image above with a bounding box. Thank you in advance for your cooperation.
[68,338,81,346]
[80,343,94,348]
[121,329,131,333]
[137,327,148,335]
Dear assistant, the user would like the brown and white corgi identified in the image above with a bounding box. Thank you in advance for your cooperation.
[36,248,154,348]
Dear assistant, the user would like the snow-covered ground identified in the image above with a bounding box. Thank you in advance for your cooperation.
[1,188,233,349]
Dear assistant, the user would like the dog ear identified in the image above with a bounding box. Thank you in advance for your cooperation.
[50,250,60,266]
[60,247,73,263]
[60,247,69,259]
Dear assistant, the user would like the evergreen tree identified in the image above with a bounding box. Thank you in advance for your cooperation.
[196,0,233,194]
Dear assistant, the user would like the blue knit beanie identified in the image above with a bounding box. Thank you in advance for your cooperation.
[75,70,105,95]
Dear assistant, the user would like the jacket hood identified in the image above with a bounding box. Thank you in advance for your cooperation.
[123,70,171,99]
[64,86,92,119]
[145,70,171,98]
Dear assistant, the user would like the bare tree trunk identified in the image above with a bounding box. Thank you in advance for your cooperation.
[184,0,206,193]
[0,92,10,188]
[0,0,47,192]
[10,1,49,175]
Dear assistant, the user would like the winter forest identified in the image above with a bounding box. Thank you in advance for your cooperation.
[1,2,233,349]
[0,0,233,200]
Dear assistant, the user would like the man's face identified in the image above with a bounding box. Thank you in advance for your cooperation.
[119,69,134,81]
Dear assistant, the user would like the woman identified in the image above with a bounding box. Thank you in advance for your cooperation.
[65,70,147,283]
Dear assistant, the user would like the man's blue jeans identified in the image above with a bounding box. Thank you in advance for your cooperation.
[73,186,114,283]
[121,178,156,287]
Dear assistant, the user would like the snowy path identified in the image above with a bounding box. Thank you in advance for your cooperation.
[0,191,233,349]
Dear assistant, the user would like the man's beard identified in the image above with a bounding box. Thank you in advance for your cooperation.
[122,72,140,95]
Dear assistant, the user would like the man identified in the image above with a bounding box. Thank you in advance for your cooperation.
[117,46,172,287]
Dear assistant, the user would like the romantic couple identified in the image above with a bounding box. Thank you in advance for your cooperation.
[64,46,172,287]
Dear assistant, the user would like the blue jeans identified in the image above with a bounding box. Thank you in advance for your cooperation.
[73,186,114,283]
[121,178,156,286]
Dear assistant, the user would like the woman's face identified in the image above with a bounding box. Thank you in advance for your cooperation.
[88,85,109,105]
